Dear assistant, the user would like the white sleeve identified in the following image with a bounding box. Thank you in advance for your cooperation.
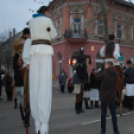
[113,44,120,59]
[48,19,57,39]
[100,45,106,57]
[22,39,32,66]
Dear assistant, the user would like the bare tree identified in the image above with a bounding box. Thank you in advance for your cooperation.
[99,0,109,44]
[0,29,12,42]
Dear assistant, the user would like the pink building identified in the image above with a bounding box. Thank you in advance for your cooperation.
[49,0,134,79]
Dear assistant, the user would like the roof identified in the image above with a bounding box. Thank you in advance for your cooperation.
[115,0,134,8]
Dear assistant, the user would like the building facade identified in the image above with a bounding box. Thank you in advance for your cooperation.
[49,0,134,79]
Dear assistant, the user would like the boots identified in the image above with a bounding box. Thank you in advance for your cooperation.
[95,101,100,108]
[84,99,91,109]
[19,104,25,122]
[14,98,17,109]
[128,97,133,110]
[75,103,80,114]
[79,101,84,113]
[90,101,94,109]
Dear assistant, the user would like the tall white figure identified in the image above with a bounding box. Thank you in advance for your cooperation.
[29,6,57,134]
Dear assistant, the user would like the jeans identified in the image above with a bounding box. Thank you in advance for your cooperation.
[101,102,118,133]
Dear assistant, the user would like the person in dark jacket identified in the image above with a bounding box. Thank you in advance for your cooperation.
[58,70,67,93]
[5,71,13,101]
[96,61,120,134]
[124,60,134,110]
[89,68,101,108]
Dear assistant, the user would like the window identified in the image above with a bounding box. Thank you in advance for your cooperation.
[117,24,122,38]
[73,18,81,33]
[73,18,81,38]
[98,19,104,35]
[57,20,61,37]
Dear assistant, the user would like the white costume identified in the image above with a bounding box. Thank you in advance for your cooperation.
[100,43,120,65]
[29,15,57,134]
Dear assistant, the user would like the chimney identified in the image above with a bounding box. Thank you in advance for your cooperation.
[13,28,16,36]
[9,32,12,38]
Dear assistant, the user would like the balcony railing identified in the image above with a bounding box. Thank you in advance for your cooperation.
[64,28,87,39]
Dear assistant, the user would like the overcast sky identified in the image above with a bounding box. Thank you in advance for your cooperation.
[0,0,134,34]
[0,0,52,34]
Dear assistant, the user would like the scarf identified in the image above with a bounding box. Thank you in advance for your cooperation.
[32,13,47,18]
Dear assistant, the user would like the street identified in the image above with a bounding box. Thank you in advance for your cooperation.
[0,82,134,134]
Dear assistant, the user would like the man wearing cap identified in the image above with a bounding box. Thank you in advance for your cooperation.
[13,28,30,124]
[124,60,134,110]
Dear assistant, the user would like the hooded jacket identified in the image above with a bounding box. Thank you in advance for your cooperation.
[95,66,118,102]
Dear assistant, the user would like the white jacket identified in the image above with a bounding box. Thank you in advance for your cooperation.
[22,38,32,66]
[29,17,57,55]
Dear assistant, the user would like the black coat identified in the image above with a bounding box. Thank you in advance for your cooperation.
[96,66,118,102]
[90,72,101,90]
[124,67,134,84]
[13,53,23,87]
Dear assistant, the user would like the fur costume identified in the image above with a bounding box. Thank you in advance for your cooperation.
[114,65,124,103]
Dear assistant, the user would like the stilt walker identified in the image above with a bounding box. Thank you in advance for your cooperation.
[29,6,57,134]
[71,46,91,114]
[100,34,124,116]
[13,28,30,123]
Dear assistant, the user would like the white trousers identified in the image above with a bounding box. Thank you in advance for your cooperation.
[30,53,52,134]
[15,86,24,105]
[89,88,99,101]
[126,84,134,96]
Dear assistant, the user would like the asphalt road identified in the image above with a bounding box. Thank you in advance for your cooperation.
[0,83,134,134]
